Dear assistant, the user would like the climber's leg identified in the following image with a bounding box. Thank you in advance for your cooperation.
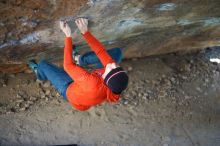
[78,48,123,69]
[36,60,73,101]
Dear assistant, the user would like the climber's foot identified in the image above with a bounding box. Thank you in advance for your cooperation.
[27,59,38,74]
[72,45,81,65]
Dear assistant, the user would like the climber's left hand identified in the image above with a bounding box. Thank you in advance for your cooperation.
[60,21,72,37]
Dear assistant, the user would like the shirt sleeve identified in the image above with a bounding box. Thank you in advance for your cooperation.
[82,31,115,67]
[63,37,89,82]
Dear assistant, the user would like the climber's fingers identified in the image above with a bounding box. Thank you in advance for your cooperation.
[75,19,80,27]
[60,20,69,30]
[75,18,88,34]
[75,18,88,27]
[60,21,64,30]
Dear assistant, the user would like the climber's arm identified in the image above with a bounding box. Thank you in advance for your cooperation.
[75,18,115,67]
[60,21,89,82]
[63,37,89,82]
[82,31,115,67]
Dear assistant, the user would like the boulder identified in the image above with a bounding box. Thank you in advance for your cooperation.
[0,0,219,73]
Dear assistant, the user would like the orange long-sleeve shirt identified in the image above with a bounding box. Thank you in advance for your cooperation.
[64,31,120,111]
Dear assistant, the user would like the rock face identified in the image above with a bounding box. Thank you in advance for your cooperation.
[0,0,220,73]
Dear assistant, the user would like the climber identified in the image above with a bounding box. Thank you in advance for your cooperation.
[27,18,129,111]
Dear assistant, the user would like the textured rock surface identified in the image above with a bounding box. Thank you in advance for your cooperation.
[0,0,220,73]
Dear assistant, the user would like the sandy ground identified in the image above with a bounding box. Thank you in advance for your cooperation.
[0,49,220,146]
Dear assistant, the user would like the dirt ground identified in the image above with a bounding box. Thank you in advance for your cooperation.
[0,49,220,146]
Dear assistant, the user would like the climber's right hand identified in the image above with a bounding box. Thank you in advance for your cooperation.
[75,18,88,34]
[60,21,72,37]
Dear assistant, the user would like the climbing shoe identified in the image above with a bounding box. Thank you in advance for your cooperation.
[27,59,38,74]
[72,45,80,65]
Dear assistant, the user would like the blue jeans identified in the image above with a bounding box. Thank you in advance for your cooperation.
[79,47,123,68]
[36,48,123,100]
